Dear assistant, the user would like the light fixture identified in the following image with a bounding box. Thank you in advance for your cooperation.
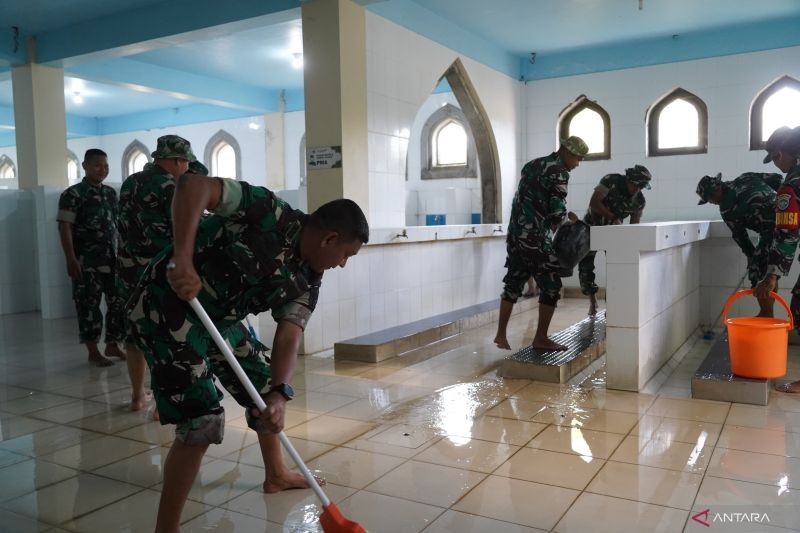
[72,91,83,105]
[291,52,303,70]
[248,120,260,130]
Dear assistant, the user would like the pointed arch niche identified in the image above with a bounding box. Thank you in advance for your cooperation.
[558,95,610,160]
[750,75,800,150]
[122,140,151,178]
[407,58,501,225]
[646,88,707,157]
[205,130,242,179]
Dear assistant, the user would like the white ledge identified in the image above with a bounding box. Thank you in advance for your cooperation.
[367,223,508,246]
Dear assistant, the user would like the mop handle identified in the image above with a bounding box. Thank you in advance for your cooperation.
[188,297,331,508]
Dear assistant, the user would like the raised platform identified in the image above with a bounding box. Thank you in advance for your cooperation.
[691,330,770,406]
[334,297,538,363]
[500,311,606,383]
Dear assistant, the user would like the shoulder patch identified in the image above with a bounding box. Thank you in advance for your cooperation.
[775,185,800,230]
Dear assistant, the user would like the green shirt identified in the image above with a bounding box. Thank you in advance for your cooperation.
[57,178,118,272]
[584,173,646,226]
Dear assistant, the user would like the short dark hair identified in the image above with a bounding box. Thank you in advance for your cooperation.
[310,199,369,244]
[84,149,108,161]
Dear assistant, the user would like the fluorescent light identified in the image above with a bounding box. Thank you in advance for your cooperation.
[291,53,303,70]
[248,120,260,130]
[73,92,83,105]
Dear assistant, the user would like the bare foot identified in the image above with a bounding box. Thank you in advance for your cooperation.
[88,353,114,367]
[775,381,800,393]
[130,392,150,412]
[588,295,598,316]
[494,335,511,350]
[263,471,326,493]
[532,338,568,351]
[105,344,127,360]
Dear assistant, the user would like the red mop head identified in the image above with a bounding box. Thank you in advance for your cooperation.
[320,502,366,533]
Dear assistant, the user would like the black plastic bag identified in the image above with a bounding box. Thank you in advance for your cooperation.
[552,220,590,277]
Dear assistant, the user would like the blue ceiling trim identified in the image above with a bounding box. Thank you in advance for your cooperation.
[0,105,13,126]
[0,28,27,65]
[522,15,800,81]
[66,115,99,137]
[36,0,301,65]
[97,104,263,136]
[366,0,519,79]
[0,131,15,147]
[68,58,279,112]
[283,89,305,113]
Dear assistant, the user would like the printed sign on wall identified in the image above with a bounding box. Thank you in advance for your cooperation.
[307,146,343,169]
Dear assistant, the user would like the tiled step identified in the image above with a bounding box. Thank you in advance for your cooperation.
[691,330,770,405]
[500,311,606,383]
[334,297,538,363]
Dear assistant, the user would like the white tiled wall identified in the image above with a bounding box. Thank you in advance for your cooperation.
[33,187,75,319]
[0,190,38,314]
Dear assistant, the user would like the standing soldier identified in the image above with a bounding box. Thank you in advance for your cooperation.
[494,136,588,351]
[756,126,800,392]
[117,135,211,413]
[57,148,126,366]
[580,165,652,315]
[696,171,782,317]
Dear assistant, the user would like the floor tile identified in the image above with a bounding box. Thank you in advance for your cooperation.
[693,475,800,530]
[424,510,545,533]
[64,489,208,532]
[527,425,625,459]
[336,490,444,533]
[553,492,688,533]
[706,447,800,489]
[25,400,110,424]
[224,438,334,470]
[0,473,141,524]
[326,398,394,421]
[586,460,702,510]
[495,447,604,490]
[632,414,722,446]
[91,447,172,488]
[0,415,55,441]
[154,458,266,507]
[716,425,800,457]
[366,423,440,449]
[484,398,550,420]
[286,415,375,445]
[530,405,640,434]
[609,435,713,473]
[182,507,281,533]
[38,434,155,471]
[290,391,361,414]
[115,422,175,445]
[413,437,519,473]
[1,392,77,415]
[365,460,486,507]
[646,397,729,423]
[0,448,28,469]
[203,426,260,459]
[727,404,800,433]
[442,415,547,446]
[0,459,78,503]
[224,482,355,523]
[307,447,405,489]
[0,508,52,533]
[452,475,579,530]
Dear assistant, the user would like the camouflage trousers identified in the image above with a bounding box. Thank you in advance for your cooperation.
[130,284,272,445]
[578,251,599,296]
[501,243,562,307]
[72,269,126,344]
[746,249,769,288]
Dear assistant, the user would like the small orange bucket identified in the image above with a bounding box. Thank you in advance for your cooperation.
[722,289,793,379]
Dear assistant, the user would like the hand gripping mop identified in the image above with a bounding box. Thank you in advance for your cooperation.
[189,298,366,533]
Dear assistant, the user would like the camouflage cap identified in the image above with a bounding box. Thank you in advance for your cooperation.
[696,173,722,205]
[560,136,589,157]
[188,160,209,175]
[781,126,800,157]
[625,164,652,189]
[763,126,792,163]
[151,135,196,162]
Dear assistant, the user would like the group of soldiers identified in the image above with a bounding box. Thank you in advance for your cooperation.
[57,134,370,532]
[494,125,800,385]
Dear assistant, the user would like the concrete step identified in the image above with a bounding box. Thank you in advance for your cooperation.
[691,330,770,406]
[500,311,606,383]
[334,297,537,363]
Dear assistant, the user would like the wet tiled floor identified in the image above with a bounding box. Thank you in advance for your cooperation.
[1,299,799,532]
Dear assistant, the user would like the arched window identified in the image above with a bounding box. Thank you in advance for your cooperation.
[122,140,151,178]
[0,155,16,189]
[204,130,241,179]
[646,88,708,156]
[750,76,800,150]
[558,95,610,160]
[420,104,477,179]
[67,150,80,184]
[299,134,306,187]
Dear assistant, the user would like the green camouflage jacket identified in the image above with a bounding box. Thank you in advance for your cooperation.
[136,179,322,331]
[584,173,646,226]
[117,164,178,300]
[507,152,571,252]
[57,178,118,272]
[768,163,800,277]
[719,173,781,259]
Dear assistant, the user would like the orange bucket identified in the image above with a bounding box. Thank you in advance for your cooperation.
[722,289,793,379]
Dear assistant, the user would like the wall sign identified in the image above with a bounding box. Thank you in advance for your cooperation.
[307,146,342,169]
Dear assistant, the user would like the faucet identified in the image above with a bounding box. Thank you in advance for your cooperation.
[465,226,477,236]
[492,225,503,234]
[394,229,409,240]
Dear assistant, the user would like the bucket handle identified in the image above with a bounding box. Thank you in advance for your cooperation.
[722,289,794,330]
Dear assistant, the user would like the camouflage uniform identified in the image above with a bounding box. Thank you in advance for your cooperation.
[129,179,320,444]
[57,179,126,344]
[579,171,648,295]
[698,173,782,287]
[503,153,572,306]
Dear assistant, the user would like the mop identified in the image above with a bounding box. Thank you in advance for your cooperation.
[190,298,366,533]
[702,270,748,340]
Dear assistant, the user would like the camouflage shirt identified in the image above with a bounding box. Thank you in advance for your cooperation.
[507,152,571,253]
[768,163,800,277]
[718,173,781,259]
[137,179,321,331]
[57,178,118,272]
[584,173,646,226]
[118,164,177,279]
